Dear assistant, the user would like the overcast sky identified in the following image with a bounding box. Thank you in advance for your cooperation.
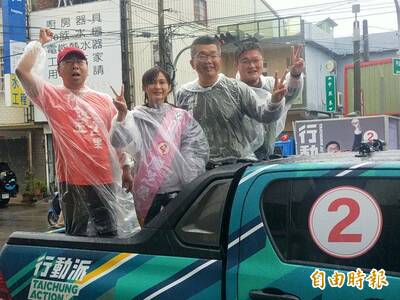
[266,0,399,37]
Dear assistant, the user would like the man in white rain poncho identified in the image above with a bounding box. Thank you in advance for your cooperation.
[176,35,287,161]
[110,67,209,226]
[235,42,304,159]
[16,28,136,237]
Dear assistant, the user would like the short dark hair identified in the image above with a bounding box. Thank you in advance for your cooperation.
[142,67,172,102]
[325,140,340,150]
[234,42,262,62]
[190,35,221,58]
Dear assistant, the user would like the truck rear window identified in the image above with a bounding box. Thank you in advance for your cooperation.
[176,179,232,247]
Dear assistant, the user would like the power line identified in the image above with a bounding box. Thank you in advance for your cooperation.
[0,6,395,45]
[17,0,392,40]
[0,1,397,56]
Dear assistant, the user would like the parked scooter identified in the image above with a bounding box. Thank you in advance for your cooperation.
[47,192,61,227]
[0,162,19,207]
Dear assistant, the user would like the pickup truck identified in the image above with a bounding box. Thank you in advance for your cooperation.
[1,151,399,300]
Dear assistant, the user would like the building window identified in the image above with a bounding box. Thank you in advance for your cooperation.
[194,0,207,26]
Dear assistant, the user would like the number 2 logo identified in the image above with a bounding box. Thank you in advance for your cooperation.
[328,198,361,243]
[309,186,382,258]
[363,130,378,142]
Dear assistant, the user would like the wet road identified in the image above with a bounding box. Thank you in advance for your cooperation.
[0,197,50,248]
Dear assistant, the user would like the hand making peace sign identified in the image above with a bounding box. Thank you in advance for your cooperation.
[111,85,128,122]
[290,45,304,77]
[271,70,288,104]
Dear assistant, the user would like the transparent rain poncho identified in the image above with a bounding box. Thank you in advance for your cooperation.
[176,74,283,161]
[110,103,209,225]
[237,72,304,158]
[16,41,138,237]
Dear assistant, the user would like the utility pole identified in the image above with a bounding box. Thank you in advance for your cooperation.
[395,0,400,55]
[362,19,369,62]
[352,4,361,115]
[120,0,133,108]
[158,0,166,70]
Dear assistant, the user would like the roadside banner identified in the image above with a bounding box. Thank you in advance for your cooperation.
[29,0,122,122]
[293,115,400,155]
[2,0,27,107]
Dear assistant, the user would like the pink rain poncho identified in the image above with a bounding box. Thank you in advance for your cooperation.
[110,103,209,225]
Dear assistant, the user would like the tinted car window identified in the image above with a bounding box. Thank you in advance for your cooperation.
[262,177,400,274]
[176,179,232,247]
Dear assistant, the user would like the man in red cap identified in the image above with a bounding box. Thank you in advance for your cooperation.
[16,28,131,237]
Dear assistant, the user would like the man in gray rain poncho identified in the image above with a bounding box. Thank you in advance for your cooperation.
[16,28,136,237]
[235,42,304,158]
[176,35,287,162]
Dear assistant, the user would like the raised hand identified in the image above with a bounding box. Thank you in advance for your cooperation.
[351,118,360,129]
[290,45,304,77]
[351,118,362,134]
[39,28,53,46]
[111,85,128,122]
[271,71,288,103]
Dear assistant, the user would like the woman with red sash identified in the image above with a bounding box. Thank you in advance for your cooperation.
[110,67,209,226]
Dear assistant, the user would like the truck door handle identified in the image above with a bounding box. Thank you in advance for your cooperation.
[249,288,300,300]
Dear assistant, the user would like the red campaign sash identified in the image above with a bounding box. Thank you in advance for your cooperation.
[133,107,189,223]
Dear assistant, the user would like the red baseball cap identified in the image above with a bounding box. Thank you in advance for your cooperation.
[57,47,87,65]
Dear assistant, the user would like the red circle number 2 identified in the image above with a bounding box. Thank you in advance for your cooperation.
[328,198,362,243]
[309,186,382,258]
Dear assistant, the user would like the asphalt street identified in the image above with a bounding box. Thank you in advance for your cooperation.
[0,196,50,248]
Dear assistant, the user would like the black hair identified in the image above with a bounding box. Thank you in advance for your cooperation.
[142,67,172,103]
[325,141,341,150]
[190,35,221,58]
[234,42,262,62]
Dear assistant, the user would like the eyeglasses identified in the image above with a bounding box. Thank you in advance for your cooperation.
[60,58,87,66]
[195,54,220,62]
[238,58,263,65]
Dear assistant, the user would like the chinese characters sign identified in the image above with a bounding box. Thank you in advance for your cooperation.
[30,0,122,122]
[28,255,92,300]
[296,123,324,156]
[2,0,27,107]
[311,268,389,290]
[294,116,394,156]
[40,13,107,82]
[5,41,27,107]
[393,58,400,75]
[5,74,27,106]
[325,75,336,112]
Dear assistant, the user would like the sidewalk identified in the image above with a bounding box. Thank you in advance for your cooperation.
[8,194,48,206]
